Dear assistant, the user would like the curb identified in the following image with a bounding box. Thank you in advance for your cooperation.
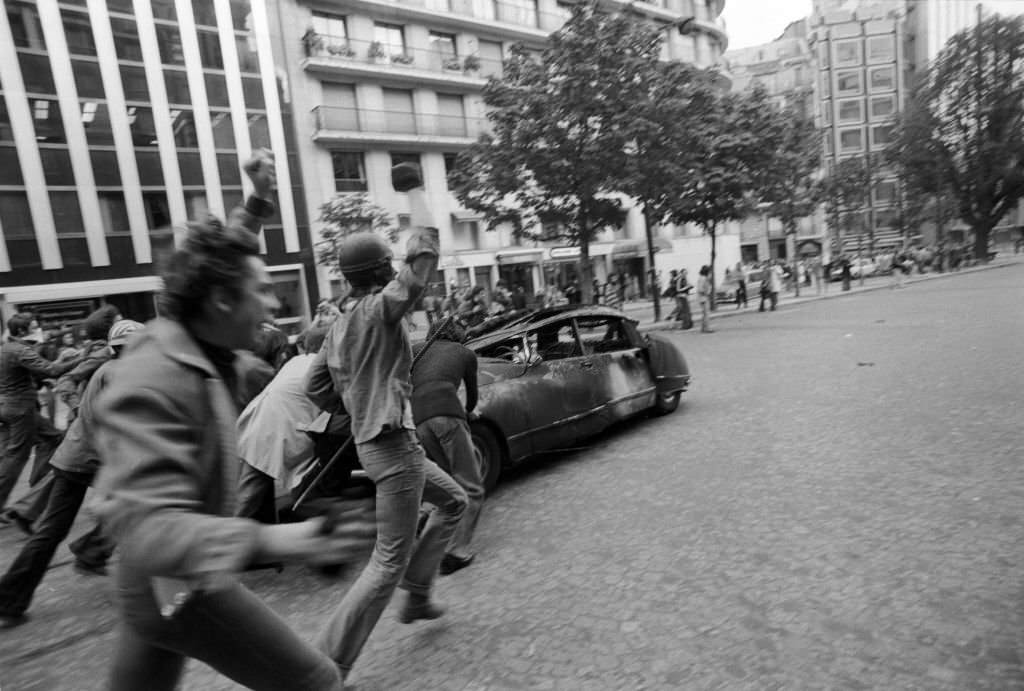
[637,257,1023,333]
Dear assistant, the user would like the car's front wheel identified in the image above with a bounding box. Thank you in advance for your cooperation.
[652,391,681,415]
[470,423,503,493]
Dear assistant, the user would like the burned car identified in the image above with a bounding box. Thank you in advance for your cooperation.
[464,307,691,490]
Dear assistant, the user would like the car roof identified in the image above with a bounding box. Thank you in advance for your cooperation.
[466,306,634,349]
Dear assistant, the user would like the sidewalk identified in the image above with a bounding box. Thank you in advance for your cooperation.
[626,255,1024,332]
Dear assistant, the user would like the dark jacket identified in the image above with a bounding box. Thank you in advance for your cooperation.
[0,338,78,412]
[410,340,478,425]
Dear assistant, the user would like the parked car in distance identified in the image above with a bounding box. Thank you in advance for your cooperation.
[716,268,768,303]
[828,257,878,281]
[464,306,691,490]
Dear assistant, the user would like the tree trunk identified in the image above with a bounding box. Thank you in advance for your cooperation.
[709,222,717,312]
[642,205,662,322]
[973,221,993,262]
[578,214,593,304]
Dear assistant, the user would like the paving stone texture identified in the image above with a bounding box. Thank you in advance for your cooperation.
[1,262,1022,690]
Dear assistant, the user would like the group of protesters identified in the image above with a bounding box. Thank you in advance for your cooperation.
[0,153,491,690]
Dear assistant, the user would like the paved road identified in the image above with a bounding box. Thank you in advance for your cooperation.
[1,264,1022,690]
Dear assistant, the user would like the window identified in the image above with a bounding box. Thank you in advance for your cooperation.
[90,150,122,186]
[72,60,105,99]
[110,18,143,61]
[106,0,134,14]
[870,95,896,119]
[32,99,66,143]
[834,40,861,66]
[151,0,176,21]
[183,191,208,219]
[218,153,242,186]
[235,34,259,72]
[136,151,164,185]
[0,101,13,143]
[836,70,862,96]
[210,111,235,149]
[437,94,466,136]
[532,322,581,361]
[98,192,131,235]
[312,11,347,40]
[478,39,503,78]
[837,99,863,124]
[873,180,896,204]
[574,316,631,354]
[430,31,458,69]
[382,89,415,134]
[229,0,251,31]
[164,70,191,104]
[156,25,186,65]
[874,208,897,229]
[0,147,22,184]
[871,124,893,147]
[869,66,894,92]
[839,128,863,152]
[191,0,218,27]
[498,0,538,27]
[866,35,894,63]
[128,106,158,146]
[7,2,46,50]
[143,191,171,229]
[177,152,203,183]
[321,83,358,130]
[62,10,96,56]
[50,192,86,236]
[39,148,74,184]
[197,29,223,69]
[248,113,270,148]
[205,73,230,108]
[374,23,405,58]
[121,65,149,101]
[475,335,528,362]
[170,109,198,147]
[0,193,34,237]
[390,153,421,191]
[242,77,264,109]
[443,152,459,188]
[331,151,367,192]
[20,54,56,95]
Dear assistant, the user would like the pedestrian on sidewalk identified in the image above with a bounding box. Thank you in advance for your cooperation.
[411,317,482,576]
[93,151,376,691]
[697,265,714,333]
[309,164,467,684]
[0,320,143,629]
[733,262,748,309]
[674,269,693,329]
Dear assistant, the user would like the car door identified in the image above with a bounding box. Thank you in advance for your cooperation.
[519,318,595,452]
[573,314,656,425]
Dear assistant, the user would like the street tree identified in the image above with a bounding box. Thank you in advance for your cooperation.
[314,193,397,274]
[821,155,873,281]
[887,14,1024,260]
[658,85,783,309]
[758,102,822,297]
[450,2,663,303]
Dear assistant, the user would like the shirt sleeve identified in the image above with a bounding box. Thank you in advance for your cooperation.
[17,345,78,379]
[304,340,341,412]
[378,264,427,324]
[94,384,261,581]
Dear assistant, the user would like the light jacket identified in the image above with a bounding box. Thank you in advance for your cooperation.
[93,318,260,585]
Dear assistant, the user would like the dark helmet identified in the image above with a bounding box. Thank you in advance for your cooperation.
[337,232,393,283]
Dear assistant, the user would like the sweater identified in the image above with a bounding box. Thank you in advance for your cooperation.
[410,340,478,426]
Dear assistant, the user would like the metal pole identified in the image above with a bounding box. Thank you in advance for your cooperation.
[643,206,662,322]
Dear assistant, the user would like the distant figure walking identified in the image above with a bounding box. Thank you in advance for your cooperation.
[697,265,714,333]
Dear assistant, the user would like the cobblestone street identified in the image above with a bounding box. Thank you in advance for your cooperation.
[1,263,1022,690]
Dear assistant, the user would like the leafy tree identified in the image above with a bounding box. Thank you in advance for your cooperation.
[758,104,822,297]
[887,14,1024,260]
[658,85,784,308]
[450,2,664,303]
[821,154,872,275]
[314,193,397,274]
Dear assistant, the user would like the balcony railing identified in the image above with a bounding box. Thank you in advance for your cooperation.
[313,106,486,139]
[303,33,503,79]
[394,0,567,29]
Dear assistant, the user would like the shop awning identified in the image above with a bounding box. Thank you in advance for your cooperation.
[611,238,671,258]
[496,249,544,265]
[450,210,482,222]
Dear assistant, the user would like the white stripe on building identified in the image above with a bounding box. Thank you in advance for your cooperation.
[0,7,62,270]
[174,0,225,219]
[252,0,300,253]
[133,0,188,230]
[37,0,111,267]
[87,0,152,264]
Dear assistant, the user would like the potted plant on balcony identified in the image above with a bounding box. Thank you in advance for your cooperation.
[302,27,325,57]
[367,41,388,64]
[392,52,415,66]
[442,55,463,71]
[462,54,482,74]
[328,42,356,58]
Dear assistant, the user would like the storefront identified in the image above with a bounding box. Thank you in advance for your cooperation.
[495,249,543,296]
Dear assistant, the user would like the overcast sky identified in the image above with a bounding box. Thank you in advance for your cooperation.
[721,0,815,51]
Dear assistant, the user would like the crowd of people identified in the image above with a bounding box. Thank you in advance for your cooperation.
[0,155,492,690]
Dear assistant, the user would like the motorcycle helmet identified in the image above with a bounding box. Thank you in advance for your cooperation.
[337,232,393,286]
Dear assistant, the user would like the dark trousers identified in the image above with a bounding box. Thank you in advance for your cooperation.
[5,472,55,523]
[0,468,101,616]
[0,405,63,509]
[235,462,278,524]
[735,281,747,308]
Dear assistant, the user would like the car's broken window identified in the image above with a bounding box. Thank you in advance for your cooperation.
[575,316,630,354]
[475,335,527,362]
[532,323,581,360]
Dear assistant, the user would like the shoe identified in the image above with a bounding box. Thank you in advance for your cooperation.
[73,560,108,577]
[439,553,475,576]
[398,596,445,624]
[0,612,28,629]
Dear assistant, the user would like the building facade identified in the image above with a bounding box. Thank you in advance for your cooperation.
[809,0,908,255]
[726,19,826,264]
[0,0,316,333]
[282,0,736,303]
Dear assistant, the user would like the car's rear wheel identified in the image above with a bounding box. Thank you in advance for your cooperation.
[653,391,681,415]
[470,423,503,493]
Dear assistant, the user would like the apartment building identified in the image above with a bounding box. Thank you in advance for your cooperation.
[0,0,315,333]
[726,19,826,264]
[809,0,908,255]
[282,0,736,301]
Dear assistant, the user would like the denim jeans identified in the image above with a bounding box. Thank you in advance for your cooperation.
[416,416,484,557]
[0,404,62,509]
[110,566,343,691]
[317,430,466,673]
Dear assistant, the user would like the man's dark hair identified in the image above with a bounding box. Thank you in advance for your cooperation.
[253,326,289,369]
[83,304,121,341]
[158,217,261,322]
[7,313,32,337]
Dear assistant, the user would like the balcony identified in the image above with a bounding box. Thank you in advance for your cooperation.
[302,34,503,92]
[312,106,486,148]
